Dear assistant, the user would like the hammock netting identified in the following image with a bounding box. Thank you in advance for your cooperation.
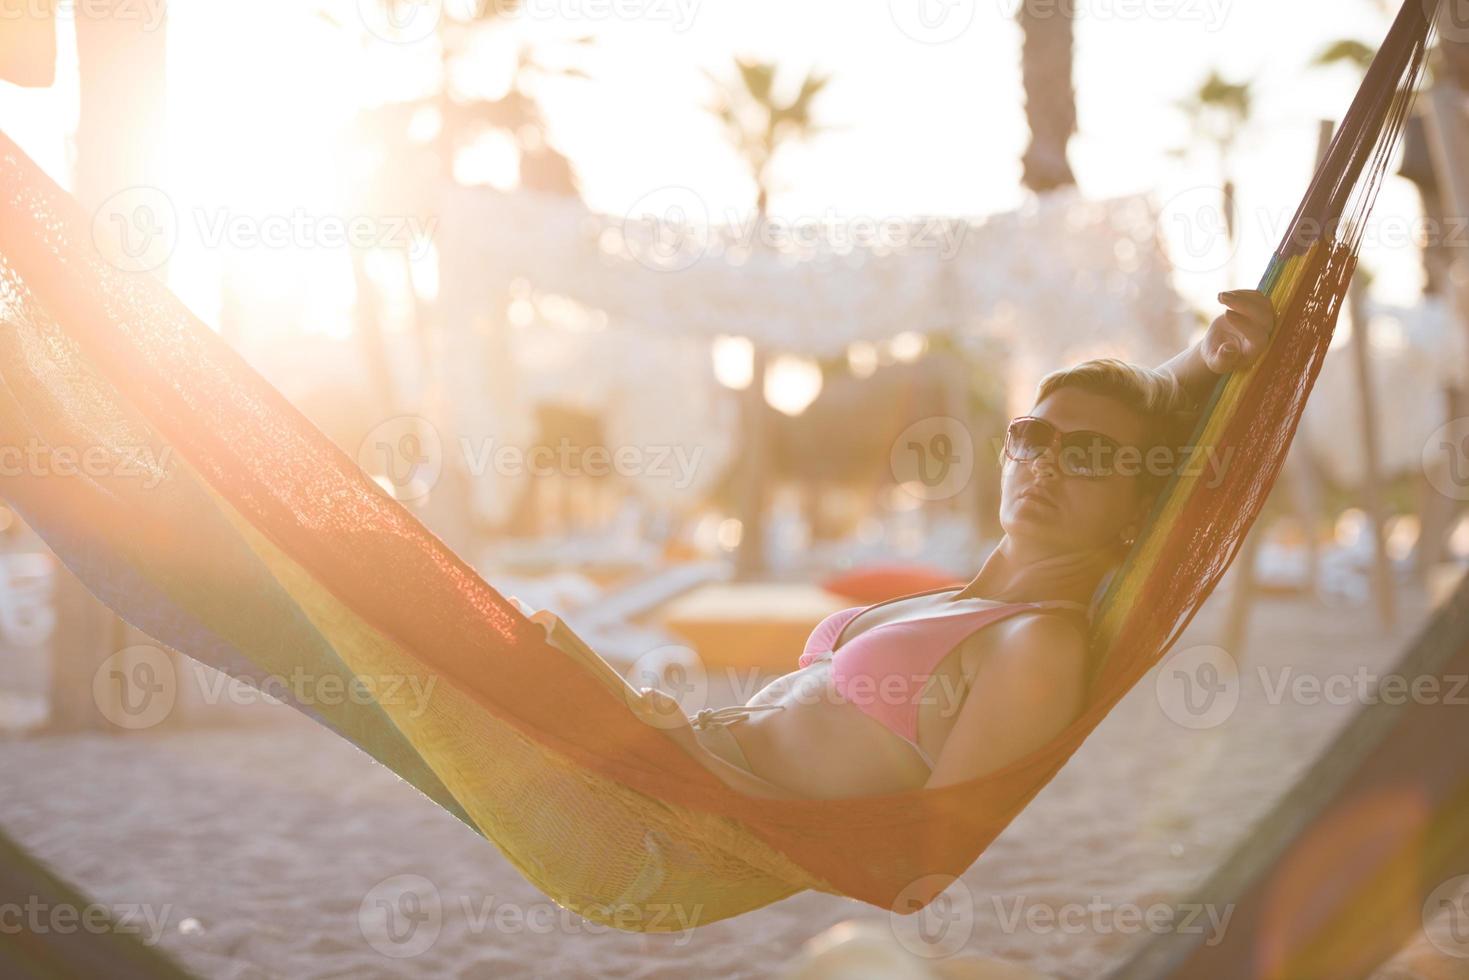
[0,0,1440,932]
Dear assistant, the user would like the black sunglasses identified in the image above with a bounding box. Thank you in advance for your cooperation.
[1003,416,1135,479]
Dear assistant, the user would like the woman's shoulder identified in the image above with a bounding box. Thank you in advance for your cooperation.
[956,601,1092,672]
[955,616,1090,710]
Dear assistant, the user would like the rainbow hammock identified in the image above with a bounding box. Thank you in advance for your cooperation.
[0,0,1441,933]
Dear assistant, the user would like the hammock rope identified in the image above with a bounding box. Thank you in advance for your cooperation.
[0,0,1441,932]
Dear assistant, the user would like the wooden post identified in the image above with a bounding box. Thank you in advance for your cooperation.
[733,346,769,580]
[1346,270,1397,629]
[1422,78,1469,568]
[1308,108,1395,630]
[1283,439,1324,597]
[1417,384,1464,573]
[1219,118,1389,654]
[1219,523,1262,656]
[1423,77,1469,402]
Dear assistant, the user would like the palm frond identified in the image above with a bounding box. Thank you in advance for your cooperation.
[1314,39,1377,71]
[735,57,777,103]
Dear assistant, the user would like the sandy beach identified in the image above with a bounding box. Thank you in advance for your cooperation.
[2,575,1463,979]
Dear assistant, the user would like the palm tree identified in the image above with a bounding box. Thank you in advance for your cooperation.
[319,6,593,547]
[704,59,832,213]
[323,4,591,411]
[703,58,831,578]
[1313,35,1448,292]
[1171,70,1253,276]
[1016,1,1078,193]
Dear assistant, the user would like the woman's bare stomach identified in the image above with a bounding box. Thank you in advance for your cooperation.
[721,660,940,799]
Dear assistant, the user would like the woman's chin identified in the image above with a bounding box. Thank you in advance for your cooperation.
[1001,514,1068,545]
[1005,500,1063,529]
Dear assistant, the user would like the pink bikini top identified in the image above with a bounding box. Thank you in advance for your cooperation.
[796,587,1090,769]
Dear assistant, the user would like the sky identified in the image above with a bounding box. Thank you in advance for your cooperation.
[0,0,1431,324]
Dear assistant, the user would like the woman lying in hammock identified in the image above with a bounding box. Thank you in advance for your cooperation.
[526,288,1274,801]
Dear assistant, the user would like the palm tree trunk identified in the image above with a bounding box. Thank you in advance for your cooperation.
[49,2,168,733]
[734,346,770,579]
[1016,0,1078,193]
[734,189,773,579]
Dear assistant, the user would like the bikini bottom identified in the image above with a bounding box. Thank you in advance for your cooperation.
[685,703,785,775]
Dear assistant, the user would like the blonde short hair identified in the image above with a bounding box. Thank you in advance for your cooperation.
[1032,357,1198,493]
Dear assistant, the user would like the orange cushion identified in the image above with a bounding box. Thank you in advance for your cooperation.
[820,564,963,604]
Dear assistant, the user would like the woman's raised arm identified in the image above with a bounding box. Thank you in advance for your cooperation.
[1157,288,1275,407]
